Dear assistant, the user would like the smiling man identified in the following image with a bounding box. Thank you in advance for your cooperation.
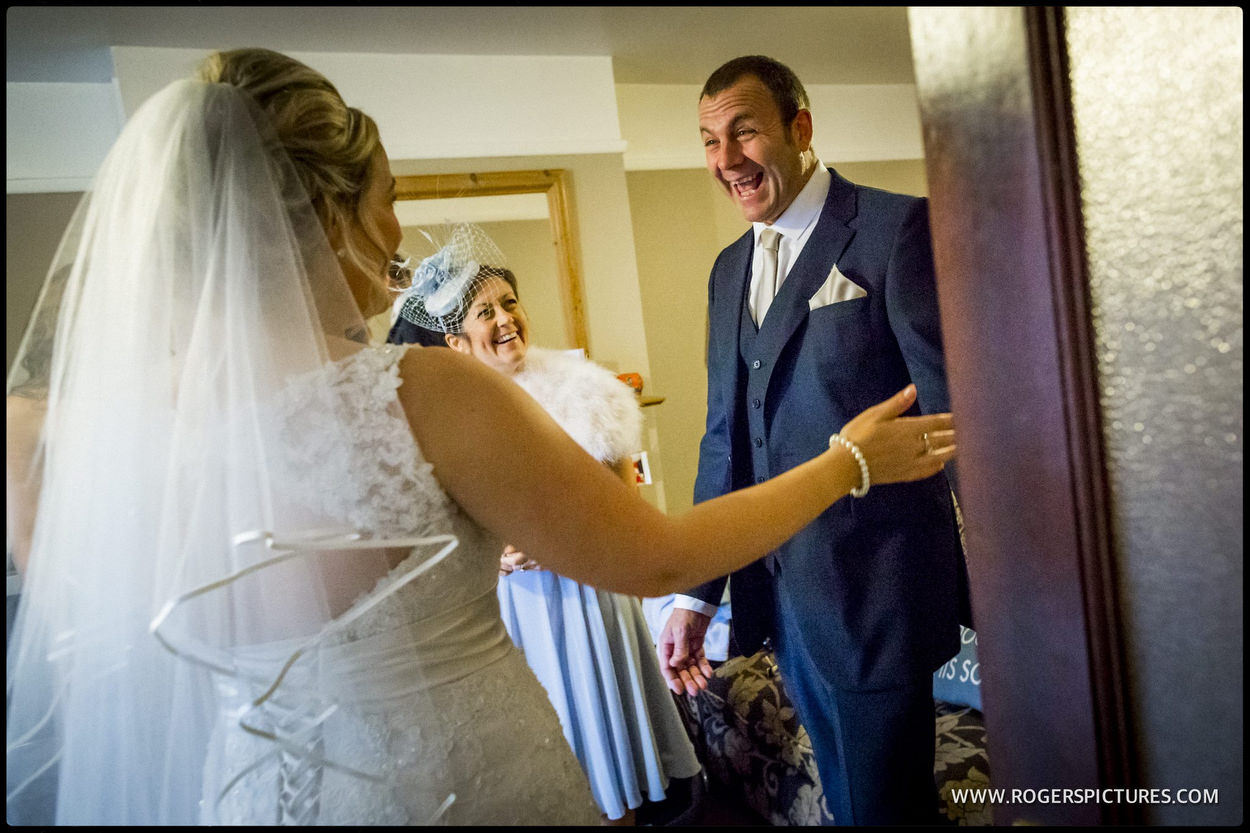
[657,55,971,826]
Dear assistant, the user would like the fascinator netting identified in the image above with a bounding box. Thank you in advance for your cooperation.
[393,221,509,335]
[6,80,454,824]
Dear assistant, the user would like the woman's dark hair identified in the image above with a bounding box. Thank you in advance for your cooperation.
[476,265,518,296]
[386,317,449,347]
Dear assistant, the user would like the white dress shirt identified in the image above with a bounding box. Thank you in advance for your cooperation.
[673,162,832,620]
[746,162,832,324]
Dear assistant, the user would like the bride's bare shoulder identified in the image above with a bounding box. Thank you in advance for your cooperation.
[393,346,536,476]
[398,344,473,384]
[395,346,500,413]
[395,346,549,445]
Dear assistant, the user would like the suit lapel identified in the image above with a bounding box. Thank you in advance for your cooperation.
[754,170,859,360]
[714,233,753,426]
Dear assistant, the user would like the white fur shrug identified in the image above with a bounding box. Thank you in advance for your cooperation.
[510,347,643,465]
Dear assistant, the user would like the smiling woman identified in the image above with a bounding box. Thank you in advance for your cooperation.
[391,170,588,356]
[444,270,530,373]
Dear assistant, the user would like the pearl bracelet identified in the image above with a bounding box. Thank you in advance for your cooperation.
[828,433,871,498]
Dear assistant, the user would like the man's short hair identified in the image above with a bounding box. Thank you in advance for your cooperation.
[701,55,811,125]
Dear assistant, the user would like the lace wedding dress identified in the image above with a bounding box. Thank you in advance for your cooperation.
[202,345,600,825]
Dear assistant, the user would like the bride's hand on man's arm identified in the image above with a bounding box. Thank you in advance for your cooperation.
[837,384,956,488]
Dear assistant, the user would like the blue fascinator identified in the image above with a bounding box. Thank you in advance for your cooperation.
[394,222,507,334]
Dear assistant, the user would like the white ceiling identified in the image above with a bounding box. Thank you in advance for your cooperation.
[6,5,917,86]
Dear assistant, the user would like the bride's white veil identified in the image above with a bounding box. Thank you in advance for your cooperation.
[6,74,453,824]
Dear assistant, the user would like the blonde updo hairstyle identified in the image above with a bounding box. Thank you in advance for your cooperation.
[196,48,389,285]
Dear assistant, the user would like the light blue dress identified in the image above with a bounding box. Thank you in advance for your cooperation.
[495,348,702,820]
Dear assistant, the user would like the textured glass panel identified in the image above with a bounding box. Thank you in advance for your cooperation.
[1066,7,1242,825]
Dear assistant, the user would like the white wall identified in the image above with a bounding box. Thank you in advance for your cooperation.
[8,57,927,192]
[108,47,628,161]
[5,81,126,193]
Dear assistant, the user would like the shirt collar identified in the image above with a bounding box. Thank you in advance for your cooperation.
[753,160,830,243]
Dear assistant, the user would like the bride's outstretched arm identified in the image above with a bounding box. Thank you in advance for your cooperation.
[398,347,953,598]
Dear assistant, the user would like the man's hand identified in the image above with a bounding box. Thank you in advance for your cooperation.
[657,608,714,696]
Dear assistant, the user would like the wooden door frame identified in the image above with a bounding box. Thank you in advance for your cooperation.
[909,7,1137,824]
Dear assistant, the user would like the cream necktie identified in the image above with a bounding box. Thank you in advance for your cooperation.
[751,227,782,326]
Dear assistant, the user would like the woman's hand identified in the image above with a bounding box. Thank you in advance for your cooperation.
[499,544,544,576]
[837,384,955,488]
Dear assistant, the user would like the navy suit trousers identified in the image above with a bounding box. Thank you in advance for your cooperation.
[772,567,941,826]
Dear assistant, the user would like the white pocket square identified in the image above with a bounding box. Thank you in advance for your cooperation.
[808,264,867,310]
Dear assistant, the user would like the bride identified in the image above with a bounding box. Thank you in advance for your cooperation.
[5,48,956,826]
